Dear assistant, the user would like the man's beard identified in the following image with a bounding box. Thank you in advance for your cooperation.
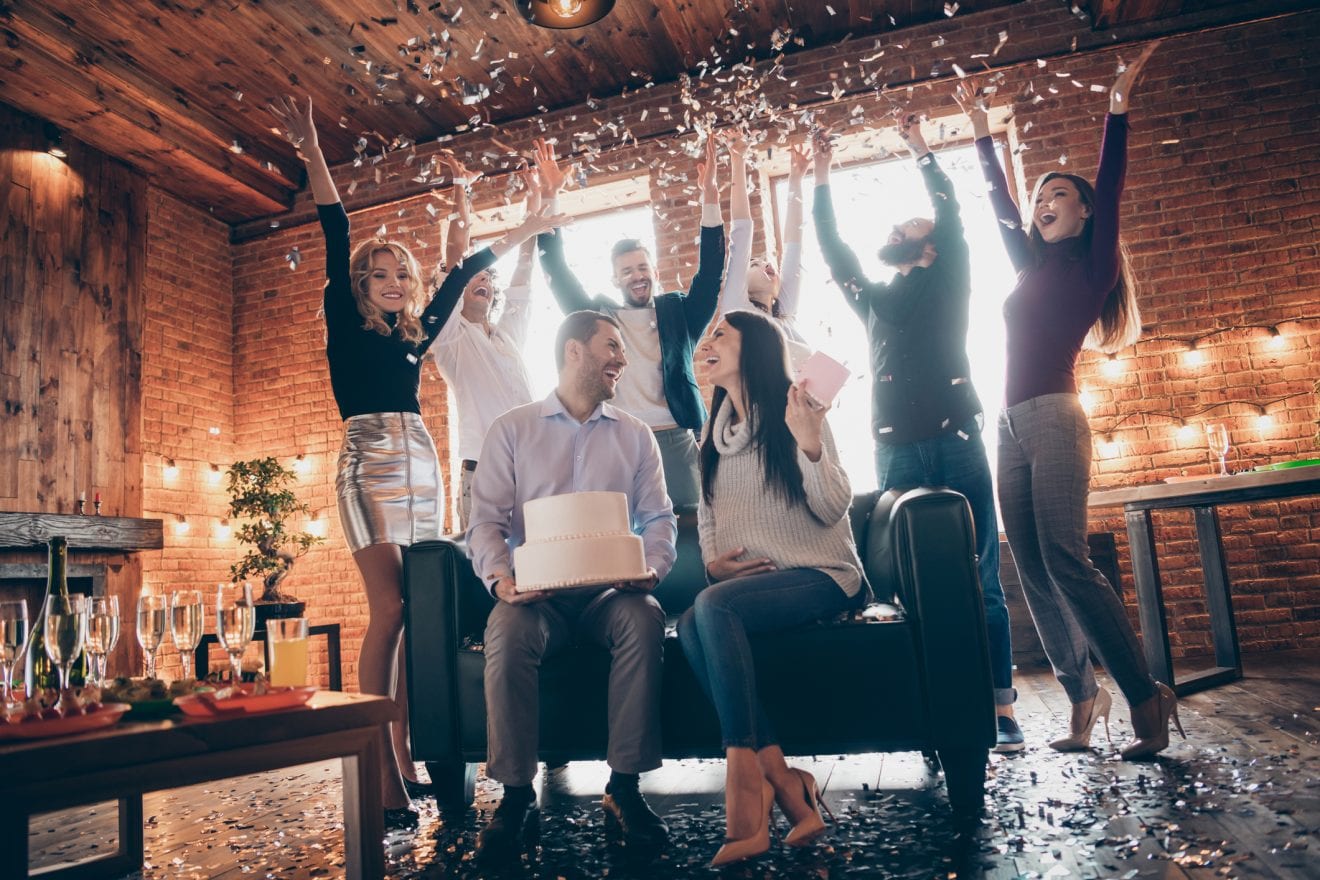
[878,236,929,267]
[577,354,617,403]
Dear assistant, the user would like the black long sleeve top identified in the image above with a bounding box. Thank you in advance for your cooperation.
[319,202,496,420]
[813,153,982,445]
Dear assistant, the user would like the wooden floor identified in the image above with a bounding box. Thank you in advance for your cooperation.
[29,649,1320,879]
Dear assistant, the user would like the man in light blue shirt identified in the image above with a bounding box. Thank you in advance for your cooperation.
[468,310,676,861]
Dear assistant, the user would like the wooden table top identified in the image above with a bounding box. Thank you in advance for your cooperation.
[0,691,396,784]
[1088,464,1320,509]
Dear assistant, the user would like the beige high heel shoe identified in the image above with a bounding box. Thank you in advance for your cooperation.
[1121,682,1185,760]
[711,778,775,867]
[782,767,835,847]
[1049,687,1113,751]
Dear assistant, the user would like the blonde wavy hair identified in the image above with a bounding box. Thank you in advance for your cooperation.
[348,239,427,345]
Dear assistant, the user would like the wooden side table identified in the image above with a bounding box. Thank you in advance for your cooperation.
[195,622,342,690]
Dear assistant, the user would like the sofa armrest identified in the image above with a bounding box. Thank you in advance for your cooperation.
[402,538,492,760]
[867,487,995,750]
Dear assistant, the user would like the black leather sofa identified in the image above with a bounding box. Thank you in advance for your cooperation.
[402,486,995,814]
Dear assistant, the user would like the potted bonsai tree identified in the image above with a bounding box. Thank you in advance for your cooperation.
[225,457,323,616]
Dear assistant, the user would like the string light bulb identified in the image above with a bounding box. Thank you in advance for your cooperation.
[215,519,232,541]
[163,458,179,481]
[1256,410,1275,431]
[1267,326,1286,350]
[293,453,312,476]
[1176,421,1196,443]
[1183,341,1204,367]
[208,463,223,485]
[173,514,190,536]
[1101,353,1123,379]
[307,512,327,538]
[1096,434,1120,458]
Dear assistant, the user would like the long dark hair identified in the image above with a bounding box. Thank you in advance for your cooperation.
[1025,172,1141,353]
[699,310,806,507]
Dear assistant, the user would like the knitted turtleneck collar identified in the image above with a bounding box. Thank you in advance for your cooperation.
[712,399,755,457]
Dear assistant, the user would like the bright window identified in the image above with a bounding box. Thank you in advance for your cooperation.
[772,145,1018,491]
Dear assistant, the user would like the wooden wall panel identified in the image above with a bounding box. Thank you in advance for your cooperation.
[0,103,147,520]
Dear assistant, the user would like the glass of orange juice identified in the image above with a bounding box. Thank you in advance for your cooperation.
[267,618,309,687]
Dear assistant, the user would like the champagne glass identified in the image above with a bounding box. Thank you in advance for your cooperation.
[136,594,168,679]
[0,599,29,706]
[170,590,204,681]
[85,596,121,687]
[43,594,87,708]
[1205,422,1230,476]
[216,583,255,684]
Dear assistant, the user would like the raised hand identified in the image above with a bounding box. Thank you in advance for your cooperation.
[785,383,826,462]
[268,95,337,204]
[533,138,568,198]
[1110,40,1161,115]
[268,95,318,153]
[696,134,719,204]
[722,129,750,163]
[787,143,811,182]
[515,203,572,239]
[706,548,776,582]
[893,109,930,158]
[810,125,835,180]
[439,150,481,187]
[952,81,990,140]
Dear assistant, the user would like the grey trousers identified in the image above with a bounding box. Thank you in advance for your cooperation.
[997,393,1158,707]
[483,588,666,787]
[653,427,700,509]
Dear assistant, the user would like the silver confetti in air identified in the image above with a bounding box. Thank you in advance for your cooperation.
[285,247,301,271]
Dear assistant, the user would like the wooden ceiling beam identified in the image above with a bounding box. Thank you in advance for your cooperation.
[0,37,289,221]
[3,2,303,192]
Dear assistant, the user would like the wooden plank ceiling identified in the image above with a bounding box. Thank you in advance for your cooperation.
[0,0,1191,224]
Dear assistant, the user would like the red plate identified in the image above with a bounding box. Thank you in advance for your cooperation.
[0,702,131,741]
[177,685,316,717]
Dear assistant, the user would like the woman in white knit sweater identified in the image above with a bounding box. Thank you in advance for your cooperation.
[677,309,865,866]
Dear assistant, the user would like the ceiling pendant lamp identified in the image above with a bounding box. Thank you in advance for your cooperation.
[516,0,615,29]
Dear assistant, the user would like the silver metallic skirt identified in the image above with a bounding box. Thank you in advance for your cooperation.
[336,412,443,553]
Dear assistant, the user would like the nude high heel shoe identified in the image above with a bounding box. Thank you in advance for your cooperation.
[710,779,775,867]
[1049,687,1113,752]
[1121,682,1185,760]
[782,767,834,848]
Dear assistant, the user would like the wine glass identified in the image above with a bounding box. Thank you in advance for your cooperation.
[42,594,87,709]
[136,594,168,680]
[85,596,121,687]
[0,599,29,706]
[1205,422,1230,476]
[216,583,255,685]
[170,590,204,681]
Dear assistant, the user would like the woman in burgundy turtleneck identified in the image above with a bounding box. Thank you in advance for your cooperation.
[961,43,1184,761]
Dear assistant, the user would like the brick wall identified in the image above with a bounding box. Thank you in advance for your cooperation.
[140,189,237,680]
[214,4,1320,685]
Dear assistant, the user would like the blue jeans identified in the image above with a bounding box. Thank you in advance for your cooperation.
[875,417,1015,706]
[677,569,853,749]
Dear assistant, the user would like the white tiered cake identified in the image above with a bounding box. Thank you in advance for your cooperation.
[513,491,647,591]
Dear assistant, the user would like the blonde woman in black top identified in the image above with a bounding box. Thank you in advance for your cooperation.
[269,96,565,827]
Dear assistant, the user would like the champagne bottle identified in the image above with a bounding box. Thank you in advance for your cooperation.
[24,536,88,697]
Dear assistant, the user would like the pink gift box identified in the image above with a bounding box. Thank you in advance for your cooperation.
[795,351,850,408]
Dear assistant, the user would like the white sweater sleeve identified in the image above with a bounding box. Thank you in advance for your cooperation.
[719,219,754,316]
[798,419,852,526]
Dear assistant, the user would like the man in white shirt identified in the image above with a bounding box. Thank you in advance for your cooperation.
[430,167,542,529]
[468,310,677,860]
